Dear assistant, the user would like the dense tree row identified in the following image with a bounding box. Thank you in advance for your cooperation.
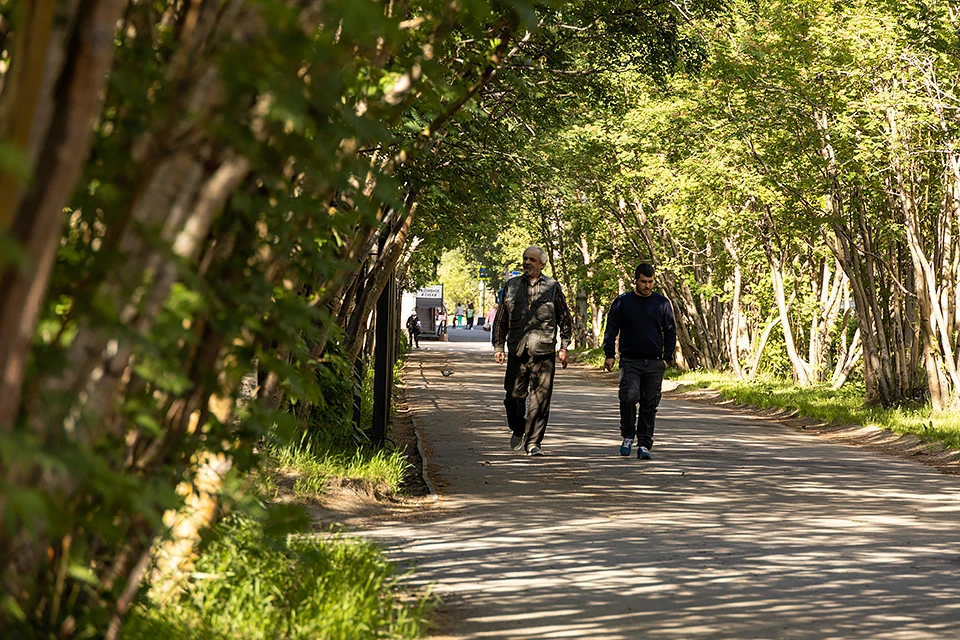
[488,0,960,411]
[0,0,706,635]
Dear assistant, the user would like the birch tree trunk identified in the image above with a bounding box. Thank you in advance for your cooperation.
[886,103,960,408]
[723,236,746,378]
[764,236,814,386]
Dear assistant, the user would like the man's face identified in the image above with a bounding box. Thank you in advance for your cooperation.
[635,273,654,297]
[522,249,544,279]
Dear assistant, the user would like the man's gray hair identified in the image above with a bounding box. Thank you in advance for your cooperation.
[527,246,548,265]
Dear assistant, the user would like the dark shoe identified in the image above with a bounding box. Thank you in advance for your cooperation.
[637,446,652,460]
[526,445,543,456]
[510,434,525,451]
[619,437,634,457]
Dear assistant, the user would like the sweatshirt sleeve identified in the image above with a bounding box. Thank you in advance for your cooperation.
[662,297,677,364]
[554,286,573,350]
[602,296,621,359]
[491,295,509,353]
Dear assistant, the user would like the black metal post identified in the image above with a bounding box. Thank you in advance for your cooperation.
[371,272,396,447]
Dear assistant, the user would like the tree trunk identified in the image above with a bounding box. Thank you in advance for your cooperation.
[0,0,125,430]
[577,235,596,347]
[723,236,745,378]
[744,314,781,379]
[829,217,900,405]
[887,104,960,408]
[764,238,813,386]
[343,197,418,364]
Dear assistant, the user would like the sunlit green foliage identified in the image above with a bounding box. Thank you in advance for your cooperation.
[123,515,431,640]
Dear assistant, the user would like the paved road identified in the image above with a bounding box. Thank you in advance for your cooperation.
[364,336,960,639]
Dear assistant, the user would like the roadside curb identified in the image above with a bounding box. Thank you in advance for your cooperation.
[408,361,441,506]
[411,412,441,506]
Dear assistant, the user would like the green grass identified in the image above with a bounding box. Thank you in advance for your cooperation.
[672,370,960,449]
[573,347,607,369]
[263,442,412,499]
[127,438,421,640]
[123,514,432,640]
[125,346,424,640]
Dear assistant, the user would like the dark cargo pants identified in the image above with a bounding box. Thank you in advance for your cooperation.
[619,357,666,449]
[503,350,557,449]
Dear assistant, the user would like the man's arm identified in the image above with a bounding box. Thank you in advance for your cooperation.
[553,286,574,368]
[554,286,573,348]
[602,297,621,371]
[491,294,510,363]
[662,297,677,366]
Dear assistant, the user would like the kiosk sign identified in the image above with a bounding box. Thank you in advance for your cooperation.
[416,285,443,299]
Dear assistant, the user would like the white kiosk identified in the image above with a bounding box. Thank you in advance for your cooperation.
[415,284,445,339]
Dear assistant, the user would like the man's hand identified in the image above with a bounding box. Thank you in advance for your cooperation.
[559,348,568,369]
[604,357,615,372]
[494,351,505,365]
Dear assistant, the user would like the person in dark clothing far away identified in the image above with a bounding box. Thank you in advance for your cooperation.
[466,302,476,329]
[492,246,573,456]
[603,263,677,460]
[406,312,422,348]
[437,305,447,334]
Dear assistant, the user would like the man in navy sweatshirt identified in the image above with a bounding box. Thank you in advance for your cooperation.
[602,263,677,459]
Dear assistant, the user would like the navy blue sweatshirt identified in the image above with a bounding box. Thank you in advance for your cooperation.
[602,291,677,363]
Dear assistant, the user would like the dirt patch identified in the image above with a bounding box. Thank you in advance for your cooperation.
[668,384,960,477]
[300,386,438,531]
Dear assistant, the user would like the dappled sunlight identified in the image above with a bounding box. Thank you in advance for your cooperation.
[369,342,960,638]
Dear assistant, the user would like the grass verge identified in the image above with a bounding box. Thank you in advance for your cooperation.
[259,442,412,500]
[124,514,431,640]
[674,371,960,450]
[125,345,429,640]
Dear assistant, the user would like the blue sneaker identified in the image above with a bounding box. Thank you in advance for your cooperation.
[619,437,634,456]
[637,446,653,460]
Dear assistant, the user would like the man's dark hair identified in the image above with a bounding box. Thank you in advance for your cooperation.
[635,263,655,279]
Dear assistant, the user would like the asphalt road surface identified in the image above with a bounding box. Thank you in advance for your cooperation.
[363,330,960,639]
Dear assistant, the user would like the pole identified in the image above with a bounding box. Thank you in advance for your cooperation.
[371,271,396,447]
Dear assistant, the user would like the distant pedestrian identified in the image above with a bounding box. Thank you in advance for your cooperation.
[492,246,573,456]
[484,304,497,331]
[406,312,422,348]
[437,307,447,335]
[466,303,476,329]
[603,263,676,460]
[455,303,464,328]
